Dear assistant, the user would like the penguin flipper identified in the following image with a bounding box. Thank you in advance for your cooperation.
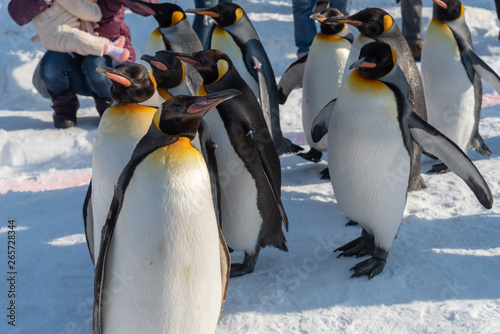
[407,112,493,209]
[277,54,308,104]
[311,98,336,143]
[198,119,222,224]
[83,181,95,265]
[93,125,177,334]
[251,56,271,128]
[217,225,230,318]
[465,49,500,94]
[246,129,289,230]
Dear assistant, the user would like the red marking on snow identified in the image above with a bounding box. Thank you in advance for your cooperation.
[482,92,500,107]
[285,133,307,145]
[0,168,92,195]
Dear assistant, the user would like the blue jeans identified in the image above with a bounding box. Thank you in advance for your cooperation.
[40,51,117,99]
[401,0,422,46]
[292,0,352,57]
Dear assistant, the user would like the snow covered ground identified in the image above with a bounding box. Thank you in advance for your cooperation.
[1,0,500,333]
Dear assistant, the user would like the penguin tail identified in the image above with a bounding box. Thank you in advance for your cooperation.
[278,137,304,155]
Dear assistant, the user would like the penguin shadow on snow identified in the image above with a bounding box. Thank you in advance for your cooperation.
[221,213,500,316]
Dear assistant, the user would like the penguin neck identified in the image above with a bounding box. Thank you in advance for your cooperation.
[158,88,173,101]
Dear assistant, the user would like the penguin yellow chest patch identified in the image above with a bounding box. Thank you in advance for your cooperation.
[344,70,398,121]
[147,137,205,171]
[103,104,157,139]
[146,27,166,54]
[425,19,460,59]
[211,27,244,64]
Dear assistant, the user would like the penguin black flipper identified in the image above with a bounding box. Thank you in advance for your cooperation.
[93,124,177,334]
[82,181,95,265]
[198,119,222,224]
[464,49,500,94]
[311,98,336,143]
[252,55,271,130]
[246,128,289,230]
[407,112,493,209]
[277,54,308,104]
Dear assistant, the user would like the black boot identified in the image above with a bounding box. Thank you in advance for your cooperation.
[51,89,79,129]
[93,94,113,117]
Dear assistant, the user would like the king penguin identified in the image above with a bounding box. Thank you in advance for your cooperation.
[186,3,303,156]
[82,63,158,264]
[278,8,353,164]
[421,0,499,173]
[130,0,203,95]
[92,90,240,334]
[141,50,222,222]
[311,41,492,279]
[324,7,427,191]
[174,49,289,277]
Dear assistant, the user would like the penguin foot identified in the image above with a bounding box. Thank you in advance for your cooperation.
[335,230,374,258]
[408,175,427,192]
[428,163,450,174]
[297,148,322,162]
[477,143,493,157]
[230,251,259,278]
[350,247,388,279]
[319,168,330,180]
[346,220,359,227]
[276,137,304,156]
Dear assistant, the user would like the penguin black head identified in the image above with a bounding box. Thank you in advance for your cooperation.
[174,50,233,85]
[324,7,394,38]
[156,89,241,139]
[97,63,157,104]
[129,0,186,27]
[433,0,464,21]
[186,3,244,27]
[349,41,396,80]
[141,51,185,89]
[310,8,345,35]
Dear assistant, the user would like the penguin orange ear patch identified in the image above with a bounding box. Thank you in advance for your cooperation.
[105,73,132,87]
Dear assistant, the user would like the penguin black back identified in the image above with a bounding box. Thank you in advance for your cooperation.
[97,63,157,104]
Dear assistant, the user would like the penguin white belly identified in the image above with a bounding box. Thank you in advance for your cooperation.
[91,105,156,259]
[102,144,221,334]
[211,28,260,100]
[145,28,167,55]
[203,110,262,254]
[303,35,350,151]
[328,72,409,251]
[340,35,374,85]
[422,20,475,152]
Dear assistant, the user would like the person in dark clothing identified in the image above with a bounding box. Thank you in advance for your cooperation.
[37,0,157,129]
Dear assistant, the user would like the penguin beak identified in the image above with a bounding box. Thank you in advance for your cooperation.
[96,67,132,87]
[128,0,156,16]
[187,89,242,115]
[174,53,198,67]
[324,17,362,27]
[433,0,448,9]
[349,57,377,70]
[141,55,169,72]
[309,13,325,22]
[185,8,219,18]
